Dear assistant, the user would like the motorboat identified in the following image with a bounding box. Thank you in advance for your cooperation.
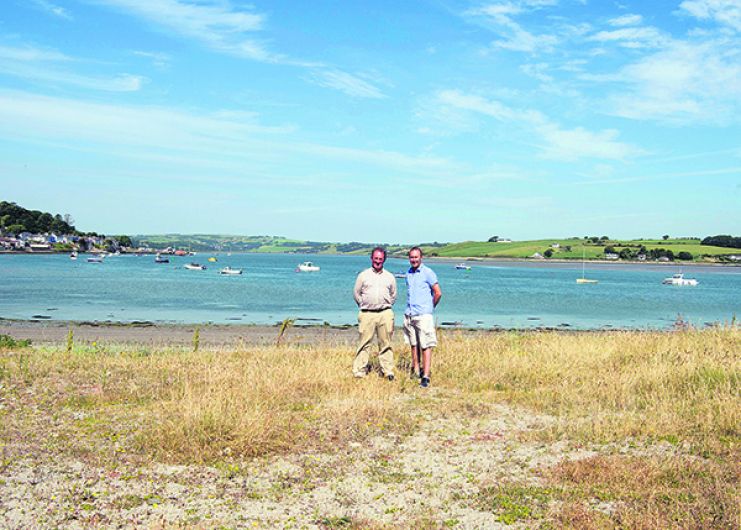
[219,266,243,275]
[87,255,104,263]
[296,261,320,272]
[394,271,407,278]
[662,273,698,286]
[184,262,206,271]
[208,257,218,262]
[70,251,78,260]
[455,263,471,270]
[154,253,169,263]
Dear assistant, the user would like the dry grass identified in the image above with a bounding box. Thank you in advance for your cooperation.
[436,326,740,453]
[0,327,738,528]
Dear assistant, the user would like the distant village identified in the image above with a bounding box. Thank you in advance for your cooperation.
[0,232,146,254]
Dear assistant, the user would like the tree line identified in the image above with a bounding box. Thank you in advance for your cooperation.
[0,201,78,235]
[701,235,741,249]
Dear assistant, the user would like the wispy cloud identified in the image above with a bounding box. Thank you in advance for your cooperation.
[306,69,386,99]
[608,14,644,27]
[429,89,642,161]
[466,1,560,53]
[596,40,741,124]
[0,90,453,176]
[679,0,741,32]
[0,45,145,92]
[31,0,72,20]
[588,26,670,48]
[95,0,282,62]
[132,50,171,68]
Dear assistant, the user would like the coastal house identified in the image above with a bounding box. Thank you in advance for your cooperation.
[605,253,619,260]
[551,243,560,249]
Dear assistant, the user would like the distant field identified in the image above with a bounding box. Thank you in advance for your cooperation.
[428,238,736,260]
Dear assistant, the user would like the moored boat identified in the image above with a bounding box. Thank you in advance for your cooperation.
[662,272,698,286]
[87,255,104,263]
[154,253,169,263]
[184,262,206,271]
[219,266,243,275]
[455,263,471,270]
[296,261,320,272]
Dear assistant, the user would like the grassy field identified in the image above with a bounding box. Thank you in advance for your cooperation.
[1,326,738,527]
[428,238,736,260]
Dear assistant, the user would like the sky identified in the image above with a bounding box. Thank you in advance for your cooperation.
[1,0,740,243]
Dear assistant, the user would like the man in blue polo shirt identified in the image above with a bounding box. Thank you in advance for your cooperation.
[404,246,442,388]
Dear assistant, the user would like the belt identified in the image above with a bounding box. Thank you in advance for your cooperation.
[360,307,391,313]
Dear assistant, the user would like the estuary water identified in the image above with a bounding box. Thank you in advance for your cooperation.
[1,253,739,330]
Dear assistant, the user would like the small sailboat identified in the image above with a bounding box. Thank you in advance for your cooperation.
[576,248,598,284]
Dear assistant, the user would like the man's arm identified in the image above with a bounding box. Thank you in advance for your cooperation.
[353,273,364,306]
[432,283,442,307]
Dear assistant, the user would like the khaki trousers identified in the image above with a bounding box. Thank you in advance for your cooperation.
[353,309,394,377]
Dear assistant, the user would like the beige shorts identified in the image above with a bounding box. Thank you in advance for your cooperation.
[403,314,437,349]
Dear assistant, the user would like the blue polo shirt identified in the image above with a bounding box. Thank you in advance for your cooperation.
[405,264,438,316]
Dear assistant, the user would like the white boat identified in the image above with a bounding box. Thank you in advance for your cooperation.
[296,261,320,272]
[70,251,78,260]
[455,263,471,270]
[154,253,169,263]
[662,273,698,286]
[219,266,243,275]
[576,248,598,284]
[87,255,104,263]
[184,262,206,271]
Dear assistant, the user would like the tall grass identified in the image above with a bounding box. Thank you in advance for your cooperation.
[1,327,737,463]
[436,327,739,452]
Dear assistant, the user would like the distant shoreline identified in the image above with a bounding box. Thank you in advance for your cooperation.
[1,249,739,268]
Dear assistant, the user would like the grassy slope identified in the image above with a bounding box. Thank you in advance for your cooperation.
[431,239,735,259]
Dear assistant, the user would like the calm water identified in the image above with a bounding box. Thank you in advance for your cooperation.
[1,253,739,330]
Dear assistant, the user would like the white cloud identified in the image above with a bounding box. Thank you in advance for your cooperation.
[0,45,71,62]
[608,14,643,27]
[603,40,741,124]
[132,50,171,68]
[430,89,641,161]
[0,91,453,176]
[521,62,554,82]
[0,45,144,92]
[95,0,282,62]
[588,26,669,48]
[31,0,72,20]
[466,2,560,53]
[307,69,385,99]
[680,0,741,32]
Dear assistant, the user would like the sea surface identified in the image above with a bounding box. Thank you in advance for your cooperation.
[1,253,739,330]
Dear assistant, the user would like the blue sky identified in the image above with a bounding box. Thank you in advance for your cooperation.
[1,0,739,243]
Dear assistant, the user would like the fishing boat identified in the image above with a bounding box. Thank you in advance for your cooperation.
[662,272,698,286]
[455,263,471,270]
[576,249,598,284]
[296,261,320,272]
[154,253,169,263]
[184,262,206,271]
[219,266,243,275]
